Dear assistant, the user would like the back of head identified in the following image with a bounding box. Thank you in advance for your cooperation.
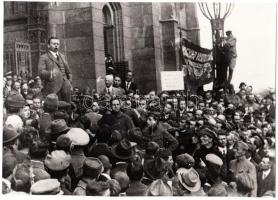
[29,141,49,159]
[127,159,144,181]
[236,172,254,195]
[11,162,32,193]
[86,180,110,196]
[112,171,130,193]
[3,152,17,178]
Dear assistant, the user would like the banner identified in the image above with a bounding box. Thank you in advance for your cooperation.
[182,38,213,86]
[161,71,184,91]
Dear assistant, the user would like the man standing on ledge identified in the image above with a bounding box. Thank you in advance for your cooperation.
[223,30,237,84]
[38,36,72,102]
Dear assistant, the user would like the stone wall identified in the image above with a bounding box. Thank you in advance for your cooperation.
[4,2,200,94]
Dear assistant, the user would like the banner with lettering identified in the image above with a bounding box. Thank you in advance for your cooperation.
[181,38,213,87]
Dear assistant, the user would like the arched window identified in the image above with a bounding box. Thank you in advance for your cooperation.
[103,5,112,26]
[102,3,124,62]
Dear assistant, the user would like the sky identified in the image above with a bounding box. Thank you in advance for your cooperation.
[197,3,277,93]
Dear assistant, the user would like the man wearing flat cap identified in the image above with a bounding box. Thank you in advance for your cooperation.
[229,141,257,196]
[73,157,104,195]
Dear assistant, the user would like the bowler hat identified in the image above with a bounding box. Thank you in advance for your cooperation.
[47,119,69,135]
[176,167,201,192]
[83,157,104,178]
[3,125,20,144]
[5,92,25,109]
[145,179,173,196]
[111,138,134,160]
[31,179,62,195]
[66,128,89,146]
[44,150,71,171]
[44,93,58,111]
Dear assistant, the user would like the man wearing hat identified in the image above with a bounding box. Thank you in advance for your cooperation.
[73,157,104,195]
[223,30,237,84]
[44,150,72,194]
[31,178,63,195]
[229,141,257,196]
[46,119,70,151]
[3,125,28,164]
[66,128,90,189]
[39,93,59,142]
[204,154,228,196]
[257,156,275,197]
[38,36,72,102]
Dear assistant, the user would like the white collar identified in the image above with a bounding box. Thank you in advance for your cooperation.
[49,50,59,57]
[263,168,271,177]
[106,85,113,90]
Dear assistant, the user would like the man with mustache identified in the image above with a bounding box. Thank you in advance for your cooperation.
[38,36,72,102]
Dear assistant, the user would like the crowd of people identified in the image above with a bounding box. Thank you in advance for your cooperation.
[2,69,276,196]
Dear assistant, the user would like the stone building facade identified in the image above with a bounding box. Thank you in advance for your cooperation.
[4,2,200,93]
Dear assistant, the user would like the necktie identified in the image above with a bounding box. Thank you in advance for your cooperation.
[127,82,130,90]
[56,53,59,61]
[107,88,110,94]
[263,173,267,180]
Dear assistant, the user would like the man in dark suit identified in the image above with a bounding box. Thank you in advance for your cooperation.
[257,156,275,197]
[38,37,72,102]
[215,131,235,183]
[123,71,137,93]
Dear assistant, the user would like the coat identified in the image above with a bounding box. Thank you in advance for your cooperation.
[38,51,72,96]
[141,123,178,152]
[123,81,137,92]
[230,157,257,197]
[100,86,123,96]
[257,166,275,197]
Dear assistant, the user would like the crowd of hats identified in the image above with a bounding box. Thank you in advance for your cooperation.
[2,72,276,197]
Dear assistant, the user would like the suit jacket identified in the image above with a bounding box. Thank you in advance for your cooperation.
[38,51,72,95]
[123,81,137,92]
[101,86,123,96]
[257,166,275,197]
[215,147,235,183]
